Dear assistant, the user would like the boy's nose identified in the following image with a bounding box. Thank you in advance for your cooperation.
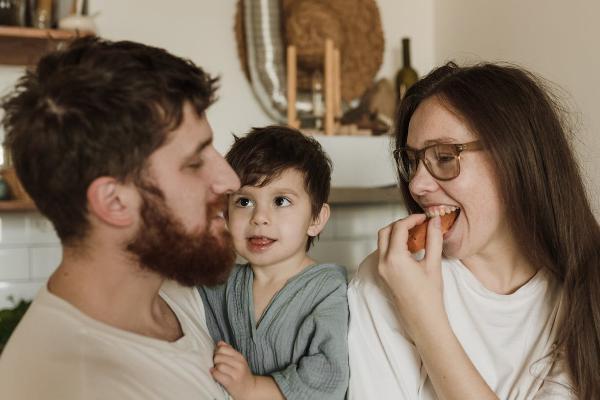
[251,208,270,225]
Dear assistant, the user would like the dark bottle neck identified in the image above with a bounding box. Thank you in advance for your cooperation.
[402,38,411,67]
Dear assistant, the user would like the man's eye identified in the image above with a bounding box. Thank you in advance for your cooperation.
[274,197,291,207]
[235,198,253,207]
[188,161,203,170]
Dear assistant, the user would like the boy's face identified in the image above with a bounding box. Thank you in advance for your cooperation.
[228,168,321,269]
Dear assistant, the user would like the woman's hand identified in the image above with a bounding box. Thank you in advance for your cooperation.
[377,213,446,337]
[377,215,498,400]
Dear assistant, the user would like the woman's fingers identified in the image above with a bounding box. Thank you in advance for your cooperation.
[377,225,392,259]
[424,216,443,271]
[387,214,427,256]
[378,214,426,259]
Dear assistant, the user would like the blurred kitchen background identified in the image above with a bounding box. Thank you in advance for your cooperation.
[0,0,599,310]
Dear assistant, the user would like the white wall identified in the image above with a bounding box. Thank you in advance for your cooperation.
[88,0,435,153]
[434,0,600,215]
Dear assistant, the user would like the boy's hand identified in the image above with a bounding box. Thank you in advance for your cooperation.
[211,341,257,400]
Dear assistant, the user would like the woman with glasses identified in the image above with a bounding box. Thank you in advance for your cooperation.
[348,63,599,399]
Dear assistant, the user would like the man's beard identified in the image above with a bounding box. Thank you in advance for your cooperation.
[126,186,235,287]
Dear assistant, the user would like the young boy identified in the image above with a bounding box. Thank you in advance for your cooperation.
[199,126,349,400]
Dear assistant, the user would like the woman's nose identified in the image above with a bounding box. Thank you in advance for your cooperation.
[408,162,439,196]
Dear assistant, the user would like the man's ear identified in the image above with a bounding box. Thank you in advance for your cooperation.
[87,177,136,227]
[307,203,330,237]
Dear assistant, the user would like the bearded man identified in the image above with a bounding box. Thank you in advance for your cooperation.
[0,37,240,399]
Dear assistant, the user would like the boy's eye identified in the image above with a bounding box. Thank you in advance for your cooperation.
[235,197,254,207]
[274,196,291,207]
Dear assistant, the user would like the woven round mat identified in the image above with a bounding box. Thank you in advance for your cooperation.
[234,0,384,101]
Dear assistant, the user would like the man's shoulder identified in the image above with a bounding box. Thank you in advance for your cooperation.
[0,289,89,396]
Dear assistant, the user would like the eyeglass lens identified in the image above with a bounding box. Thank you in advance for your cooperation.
[398,143,460,181]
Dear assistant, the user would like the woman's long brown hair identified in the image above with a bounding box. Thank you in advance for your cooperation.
[395,62,600,399]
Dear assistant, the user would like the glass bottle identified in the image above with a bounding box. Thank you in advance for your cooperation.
[33,0,53,28]
[394,38,419,103]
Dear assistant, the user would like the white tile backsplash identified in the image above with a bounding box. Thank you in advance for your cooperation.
[30,246,62,280]
[333,204,403,239]
[0,201,406,308]
[310,202,406,277]
[0,213,61,309]
[310,238,378,278]
[0,281,44,309]
[0,248,29,280]
[0,213,60,244]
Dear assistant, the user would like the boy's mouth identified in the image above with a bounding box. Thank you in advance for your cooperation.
[247,236,277,252]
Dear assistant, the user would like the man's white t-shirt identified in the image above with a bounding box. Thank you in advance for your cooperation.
[0,280,229,400]
[348,253,576,400]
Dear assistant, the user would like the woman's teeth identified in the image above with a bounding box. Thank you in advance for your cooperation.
[425,206,459,218]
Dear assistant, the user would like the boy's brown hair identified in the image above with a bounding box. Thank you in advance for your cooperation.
[226,126,332,250]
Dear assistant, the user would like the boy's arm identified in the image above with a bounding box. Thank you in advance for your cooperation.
[212,341,284,400]
[270,273,349,400]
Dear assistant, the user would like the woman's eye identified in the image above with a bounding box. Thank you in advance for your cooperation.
[235,198,254,207]
[436,154,455,164]
[274,197,291,207]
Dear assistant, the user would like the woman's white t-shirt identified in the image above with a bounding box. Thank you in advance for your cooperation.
[348,253,575,400]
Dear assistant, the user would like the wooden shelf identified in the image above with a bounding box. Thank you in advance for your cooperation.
[0,188,401,211]
[0,26,91,65]
[329,186,402,205]
[0,199,36,212]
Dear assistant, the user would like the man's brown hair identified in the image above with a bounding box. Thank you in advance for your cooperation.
[2,37,218,243]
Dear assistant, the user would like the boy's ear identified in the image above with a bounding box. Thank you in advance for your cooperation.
[307,203,330,237]
[87,177,137,227]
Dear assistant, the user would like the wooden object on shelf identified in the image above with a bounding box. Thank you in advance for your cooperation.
[0,199,36,212]
[324,38,335,136]
[329,186,402,205]
[0,168,36,211]
[1,167,32,202]
[0,26,92,66]
[333,47,342,119]
[286,45,299,129]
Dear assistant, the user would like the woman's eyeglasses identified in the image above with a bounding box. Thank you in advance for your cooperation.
[393,141,483,181]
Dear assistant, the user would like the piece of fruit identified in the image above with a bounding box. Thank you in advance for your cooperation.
[407,211,458,253]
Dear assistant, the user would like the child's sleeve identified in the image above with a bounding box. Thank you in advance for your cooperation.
[270,271,349,400]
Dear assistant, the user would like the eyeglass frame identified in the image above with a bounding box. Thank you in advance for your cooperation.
[393,140,483,182]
